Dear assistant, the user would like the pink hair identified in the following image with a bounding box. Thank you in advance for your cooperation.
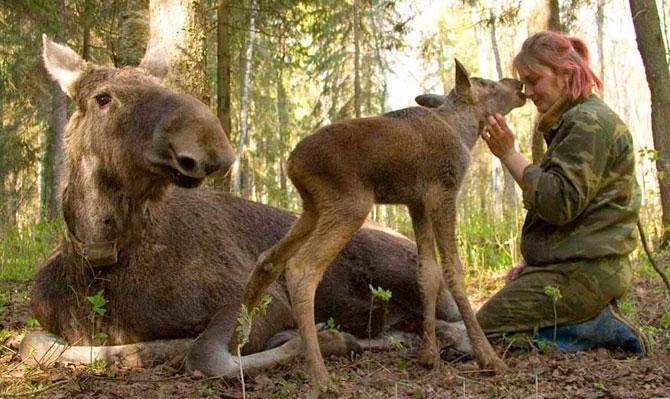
[513,31,602,101]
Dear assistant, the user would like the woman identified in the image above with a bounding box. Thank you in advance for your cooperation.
[476,31,644,354]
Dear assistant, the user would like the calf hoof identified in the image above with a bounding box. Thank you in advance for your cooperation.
[308,383,340,399]
[186,338,237,377]
[318,330,362,360]
[417,344,440,369]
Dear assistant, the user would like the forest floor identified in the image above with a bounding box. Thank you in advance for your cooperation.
[1,272,669,398]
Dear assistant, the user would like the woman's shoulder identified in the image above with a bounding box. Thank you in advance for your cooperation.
[562,95,627,135]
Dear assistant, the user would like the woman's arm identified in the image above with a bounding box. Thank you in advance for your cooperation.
[481,113,531,187]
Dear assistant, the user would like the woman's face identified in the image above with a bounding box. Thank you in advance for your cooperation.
[517,63,568,113]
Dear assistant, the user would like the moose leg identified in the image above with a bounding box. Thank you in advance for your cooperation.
[284,198,372,390]
[229,210,318,351]
[20,331,192,368]
[408,203,442,368]
[431,196,507,373]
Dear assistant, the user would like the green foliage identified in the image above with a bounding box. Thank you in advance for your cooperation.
[272,376,291,399]
[25,316,39,328]
[236,294,273,347]
[326,317,339,330]
[85,359,111,373]
[369,284,392,302]
[544,285,562,341]
[0,219,61,281]
[661,312,670,328]
[543,286,563,301]
[412,387,427,399]
[396,358,408,372]
[85,290,108,317]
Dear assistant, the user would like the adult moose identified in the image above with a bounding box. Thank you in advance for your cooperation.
[20,37,461,377]
[235,60,526,391]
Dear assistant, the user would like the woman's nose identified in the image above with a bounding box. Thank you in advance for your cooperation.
[524,85,533,97]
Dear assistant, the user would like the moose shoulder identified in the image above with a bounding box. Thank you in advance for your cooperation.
[20,37,460,376]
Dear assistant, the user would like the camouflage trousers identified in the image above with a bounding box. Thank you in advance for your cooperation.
[476,256,632,335]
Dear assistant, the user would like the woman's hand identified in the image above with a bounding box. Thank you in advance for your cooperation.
[481,113,532,187]
[481,113,517,161]
[505,261,526,284]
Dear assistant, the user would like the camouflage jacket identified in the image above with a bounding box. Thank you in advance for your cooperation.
[520,94,640,266]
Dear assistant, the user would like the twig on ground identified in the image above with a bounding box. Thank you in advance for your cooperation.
[638,221,670,290]
[0,379,69,397]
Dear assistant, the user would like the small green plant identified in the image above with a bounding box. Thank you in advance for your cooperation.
[235,294,272,399]
[272,376,290,399]
[326,317,339,330]
[25,316,40,328]
[85,289,108,365]
[543,286,562,341]
[396,358,408,372]
[484,384,498,398]
[368,284,392,341]
[413,387,427,399]
[85,359,110,373]
[660,312,670,328]
[198,381,215,397]
[387,335,405,350]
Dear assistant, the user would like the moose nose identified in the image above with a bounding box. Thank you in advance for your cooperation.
[204,154,223,175]
[176,155,197,172]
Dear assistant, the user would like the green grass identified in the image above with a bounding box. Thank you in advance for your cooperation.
[0,219,61,281]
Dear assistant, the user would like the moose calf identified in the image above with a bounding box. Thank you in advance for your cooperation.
[234,60,526,390]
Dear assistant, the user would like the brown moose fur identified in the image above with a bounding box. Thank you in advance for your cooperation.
[236,60,526,389]
[22,37,460,377]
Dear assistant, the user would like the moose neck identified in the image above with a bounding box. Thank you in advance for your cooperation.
[435,96,483,150]
[61,155,150,263]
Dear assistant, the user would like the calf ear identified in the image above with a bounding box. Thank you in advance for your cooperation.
[42,34,84,98]
[454,59,472,101]
[415,94,446,108]
[139,37,169,79]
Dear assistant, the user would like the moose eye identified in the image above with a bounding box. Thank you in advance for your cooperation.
[94,94,112,107]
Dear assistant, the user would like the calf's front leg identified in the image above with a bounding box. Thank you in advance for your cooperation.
[432,199,507,373]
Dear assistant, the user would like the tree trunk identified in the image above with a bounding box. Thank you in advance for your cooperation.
[42,0,67,221]
[596,0,605,97]
[490,9,517,219]
[277,67,289,208]
[149,0,210,104]
[115,0,149,67]
[81,0,92,60]
[0,78,5,231]
[527,0,562,164]
[629,0,670,246]
[353,0,362,118]
[232,0,256,194]
[216,0,233,191]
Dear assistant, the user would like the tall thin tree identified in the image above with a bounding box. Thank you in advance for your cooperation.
[42,0,67,221]
[232,0,256,194]
[629,0,670,246]
[217,0,233,191]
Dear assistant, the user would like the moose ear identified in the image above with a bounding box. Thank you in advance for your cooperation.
[42,34,84,98]
[454,58,472,100]
[139,37,169,79]
[415,94,446,108]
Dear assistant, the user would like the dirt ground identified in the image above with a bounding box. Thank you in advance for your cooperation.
[1,276,669,398]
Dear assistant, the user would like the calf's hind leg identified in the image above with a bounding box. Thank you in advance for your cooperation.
[229,209,317,351]
[285,196,372,389]
[431,196,507,372]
